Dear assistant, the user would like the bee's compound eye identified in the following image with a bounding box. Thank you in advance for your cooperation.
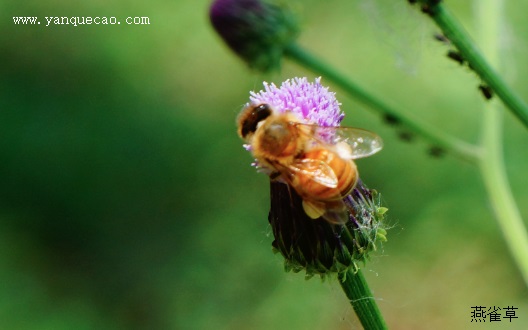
[255,104,269,112]
[240,103,272,138]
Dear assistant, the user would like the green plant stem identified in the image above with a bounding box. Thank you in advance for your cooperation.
[428,1,528,129]
[338,269,388,329]
[477,0,528,286]
[284,43,480,163]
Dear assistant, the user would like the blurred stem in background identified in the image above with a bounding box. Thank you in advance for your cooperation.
[422,0,528,129]
[283,43,481,164]
[476,0,528,286]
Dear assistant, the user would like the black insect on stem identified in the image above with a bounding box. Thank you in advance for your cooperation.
[428,146,445,158]
[398,131,415,142]
[421,5,433,15]
[479,84,494,100]
[434,33,450,44]
[421,0,442,16]
[383,114,400,126]
[447,50,465,65]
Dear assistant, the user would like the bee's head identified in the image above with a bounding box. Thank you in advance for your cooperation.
[237,103,273,139]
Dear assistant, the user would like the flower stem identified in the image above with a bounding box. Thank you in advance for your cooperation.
[338,268,388,329]
[480,102,528,287]
[427,1,528,129]
[284,43,480,163]
[477,0,528,286]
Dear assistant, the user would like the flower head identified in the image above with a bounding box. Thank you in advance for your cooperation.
[249,77,344,127]
[209,0,299,72]
[242,77,387,279]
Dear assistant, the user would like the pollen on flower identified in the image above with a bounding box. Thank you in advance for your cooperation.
[249,77,344,127]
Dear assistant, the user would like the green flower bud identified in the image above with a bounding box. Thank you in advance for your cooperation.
[269,179,388,279]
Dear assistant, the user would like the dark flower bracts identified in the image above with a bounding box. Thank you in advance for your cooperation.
[269,179,387,278]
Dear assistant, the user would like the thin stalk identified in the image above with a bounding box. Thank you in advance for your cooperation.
[477,0,528,286]
[428,1,528,129]
[284,43,480,163]
[338,269,388,330]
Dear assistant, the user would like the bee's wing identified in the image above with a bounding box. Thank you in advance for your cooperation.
[314,126,383,159]
[322,203,350,225]
[287,158,339,188]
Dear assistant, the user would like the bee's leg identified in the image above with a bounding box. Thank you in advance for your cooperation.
[302,200,326,219]
[269,171,281,181]
[275,180,295,209]
[267,168,299,210]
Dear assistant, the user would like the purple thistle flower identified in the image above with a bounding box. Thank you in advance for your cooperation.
[248,77,344,127]
[240,77,388,278]
[209,0,298,72]
[243,77,342,158]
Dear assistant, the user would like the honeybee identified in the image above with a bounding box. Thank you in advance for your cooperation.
[237,103,383,224]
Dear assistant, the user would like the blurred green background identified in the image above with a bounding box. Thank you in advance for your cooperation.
[1,0,527,329]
